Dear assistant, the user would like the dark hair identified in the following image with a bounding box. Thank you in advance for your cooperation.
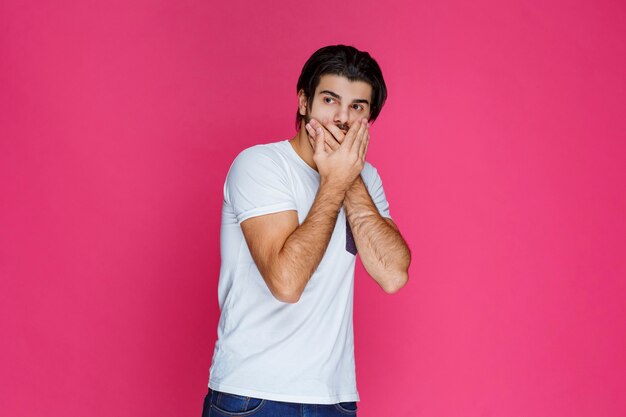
[295,44,387,130]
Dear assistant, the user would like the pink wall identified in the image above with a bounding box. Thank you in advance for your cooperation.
[1,1,625,416]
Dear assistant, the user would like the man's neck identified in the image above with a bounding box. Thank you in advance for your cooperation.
[289,124,318,171]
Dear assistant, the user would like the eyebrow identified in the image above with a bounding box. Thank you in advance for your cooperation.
[319,90,370,106]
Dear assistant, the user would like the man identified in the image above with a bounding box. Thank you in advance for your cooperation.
[202,45,411,417]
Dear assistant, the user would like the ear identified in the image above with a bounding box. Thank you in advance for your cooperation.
[297,89,308,116]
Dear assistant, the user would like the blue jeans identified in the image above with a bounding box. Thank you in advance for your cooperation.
[201,388,358,417]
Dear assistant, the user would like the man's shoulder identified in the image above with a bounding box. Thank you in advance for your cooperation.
[228,140,290,178]
[361,160,380,180]
[362,160,376,173]
[234,140,287,163]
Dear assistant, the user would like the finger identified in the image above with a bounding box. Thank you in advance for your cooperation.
[318,122,341,152]
[363,121,372,161]
[324,126,340,152]
[320,125,340,152]
[342,118,363,150]
[309,119,340,151]
[321,121,346,144]
[305,123,316,139]
[309,119,326,136]
[326,135,340,152]
[363,139,370,162]
[313,127,326,155]
[350,118,367,153]
[359,123,370,155]
[308,118,321,134]
[359,128,369,161]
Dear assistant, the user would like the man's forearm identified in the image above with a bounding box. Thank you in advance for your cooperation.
[273,180,347,301]
[343,176,410,293]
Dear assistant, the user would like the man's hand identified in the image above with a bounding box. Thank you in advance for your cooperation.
[306,118,370,192]
[305,116,409,294]
[305,118,370,155]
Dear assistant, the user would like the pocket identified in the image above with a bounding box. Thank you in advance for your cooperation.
[210,391,265,416]
[334,401,358,414]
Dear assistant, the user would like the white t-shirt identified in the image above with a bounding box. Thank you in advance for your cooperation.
[208,139,391,404]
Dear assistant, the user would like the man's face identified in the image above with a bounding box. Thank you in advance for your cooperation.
[299,74,373,139]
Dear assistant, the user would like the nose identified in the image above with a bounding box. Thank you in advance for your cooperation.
[333,105,350,126]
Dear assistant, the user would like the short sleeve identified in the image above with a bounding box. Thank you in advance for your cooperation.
[361,163,392,219]
[224,146,297,224]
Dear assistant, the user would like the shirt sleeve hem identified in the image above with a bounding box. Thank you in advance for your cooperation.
[236,203,298,224]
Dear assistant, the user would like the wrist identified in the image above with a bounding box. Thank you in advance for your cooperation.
[345,175,365,197]
[320,177,352,195]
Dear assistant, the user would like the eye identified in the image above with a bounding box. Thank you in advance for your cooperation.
[323,96,335,104]
[352,104,364,111]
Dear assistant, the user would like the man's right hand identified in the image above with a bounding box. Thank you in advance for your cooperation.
[307,118,369,191]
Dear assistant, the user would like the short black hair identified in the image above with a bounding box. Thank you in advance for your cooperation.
[295,44,387,130]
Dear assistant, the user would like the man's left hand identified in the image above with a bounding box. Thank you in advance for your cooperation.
[306,118,370,156]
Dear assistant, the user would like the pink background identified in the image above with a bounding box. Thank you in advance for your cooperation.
[1,1,625,416]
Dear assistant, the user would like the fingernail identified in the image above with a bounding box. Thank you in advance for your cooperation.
[316,128,323,134]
